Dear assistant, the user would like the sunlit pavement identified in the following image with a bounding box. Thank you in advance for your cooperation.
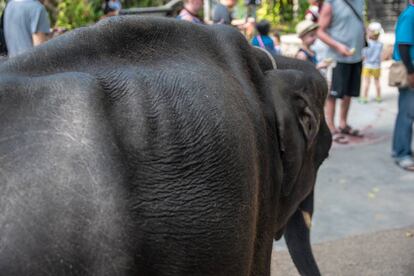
[271,60,414,275]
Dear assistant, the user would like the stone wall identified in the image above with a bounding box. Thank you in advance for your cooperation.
[366,0,407,32]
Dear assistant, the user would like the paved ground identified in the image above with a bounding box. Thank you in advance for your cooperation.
[272,226,414,276]
[271,60,414,275]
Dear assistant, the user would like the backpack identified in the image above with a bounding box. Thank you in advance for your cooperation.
[0,6,8,56]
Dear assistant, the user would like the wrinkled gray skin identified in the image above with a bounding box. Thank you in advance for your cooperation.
[0,17,331,275]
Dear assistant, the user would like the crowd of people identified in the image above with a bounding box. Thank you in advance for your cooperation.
[301,0,413,172]
[177,0,414,171]
[1,0,413,171]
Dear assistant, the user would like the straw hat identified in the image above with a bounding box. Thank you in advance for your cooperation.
[296,20,319,37]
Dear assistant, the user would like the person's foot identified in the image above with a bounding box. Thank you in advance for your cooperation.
[375,96,382,103]
[395,158,414,172]
[331,130,349,144]
[358,97,368,104]
[339,125,364,137]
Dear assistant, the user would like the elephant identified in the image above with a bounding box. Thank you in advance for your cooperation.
[0,16,331,275]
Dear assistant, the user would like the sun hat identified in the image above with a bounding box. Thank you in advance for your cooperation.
[296,20,319,38]
[368,22,383,35]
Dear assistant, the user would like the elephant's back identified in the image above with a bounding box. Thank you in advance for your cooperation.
[0,16,272,273]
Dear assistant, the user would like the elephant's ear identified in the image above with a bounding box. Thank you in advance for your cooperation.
[264,69,320,196]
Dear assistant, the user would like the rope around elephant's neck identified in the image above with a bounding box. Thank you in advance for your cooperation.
[253,46,277,70]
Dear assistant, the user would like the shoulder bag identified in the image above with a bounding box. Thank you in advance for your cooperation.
[0,6,8,56]
[388,61,408,88]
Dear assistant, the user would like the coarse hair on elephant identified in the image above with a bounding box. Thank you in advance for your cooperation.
[0,16,331,276]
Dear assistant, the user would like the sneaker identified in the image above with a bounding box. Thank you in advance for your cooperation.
[375,96,382,103]
[395,158,414,172]
[358,97,368,104]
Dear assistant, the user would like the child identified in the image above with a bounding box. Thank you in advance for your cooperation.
[296,20,346,143]
[251,20,276,55]
[360,22,384,103]
[295,20,330,70]
[305,0,324,23]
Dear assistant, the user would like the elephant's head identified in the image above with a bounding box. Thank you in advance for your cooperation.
[257,53,332,237]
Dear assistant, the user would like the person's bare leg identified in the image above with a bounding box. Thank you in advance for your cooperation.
[339,96,351,129]
[362,76,370,100]
[374,78,381,100]
[325,96,336,133]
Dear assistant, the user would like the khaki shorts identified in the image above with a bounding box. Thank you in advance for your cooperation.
[362,67,381,79]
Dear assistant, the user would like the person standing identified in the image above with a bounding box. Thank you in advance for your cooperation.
[177,0,204,24]
[317,0,365,142]
[212,0,254,39]
[360,22,383,104]
[107,0,122,11]
[392,0,414,171]
[100,0,122,19]
[251,20,276,55]
[305,0,324,22]
[212,0,236,25]
[4,0,51,58]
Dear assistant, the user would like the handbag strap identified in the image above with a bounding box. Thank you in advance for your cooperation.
[342,0,367,47]
[342,0,364,23]
[256,35,265,49]
[0,7,5,29]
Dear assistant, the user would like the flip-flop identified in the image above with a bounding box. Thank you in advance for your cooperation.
[332,132,349,144]
[339,125,364,137]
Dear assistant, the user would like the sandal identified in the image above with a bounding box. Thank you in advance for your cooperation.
[339,125,364,137]
[396,158,414,172]
[332,132,349,144]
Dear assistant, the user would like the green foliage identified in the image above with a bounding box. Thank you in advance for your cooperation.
[55,0,101,29]
[0,0,6,12]
[257,0,309,32]
[53,0,169,29]
[4,0,335,33]
[297,0,309,20]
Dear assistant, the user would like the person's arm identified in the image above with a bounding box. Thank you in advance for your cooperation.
[361,47,368,61]
[32,32,49,46]
[31,6,51,46]
[231,18,253,31]
[295,51,308,61]
[317,3,352,57]
[180,14,195,22]
[399,44,414,74]
[316,61,329,69]
[399,44,414,87]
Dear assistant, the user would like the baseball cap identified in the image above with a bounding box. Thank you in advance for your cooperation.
[108,0,122,11]
[296,20,319,38]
